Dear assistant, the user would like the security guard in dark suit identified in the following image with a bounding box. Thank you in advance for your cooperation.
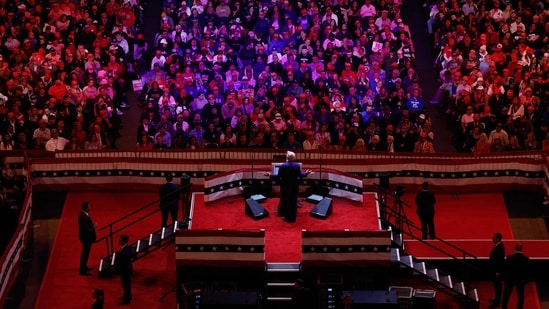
[78,202,96,276]
[159,174,180,228]
[116,235,133,305]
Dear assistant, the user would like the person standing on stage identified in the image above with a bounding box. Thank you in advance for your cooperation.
[489,232,505,308]
[501,243,530,309]
[116,235,133,306]
[414,182,436,239]
[276,151,311,223]
[159,174,180,228]
[78,202,96,276]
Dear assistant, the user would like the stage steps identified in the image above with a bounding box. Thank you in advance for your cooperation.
[264,262,301,308]
[389,229,479,307]
[97,221,186,277]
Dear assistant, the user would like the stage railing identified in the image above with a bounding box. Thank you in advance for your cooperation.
[374,183,481,292]
[95,182,191,257]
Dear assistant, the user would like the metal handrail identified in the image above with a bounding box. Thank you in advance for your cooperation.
[374,183,478,260]
[374,182,483,296]
[95,183,191,256]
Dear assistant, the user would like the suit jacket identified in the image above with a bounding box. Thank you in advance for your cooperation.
[502,251,530,284]
[159,182,180,210]
[78,211,96,244]
[415,190,436,217]
[116,244,134,275]
[278,161,306,192]
[489,242,505,274]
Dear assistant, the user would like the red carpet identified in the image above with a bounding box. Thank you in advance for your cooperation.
[191,193,379,262]
[400,192,514,240]
[399,193,518,258]
[35,192,175,309]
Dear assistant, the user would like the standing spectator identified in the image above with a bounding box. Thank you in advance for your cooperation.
[489,232,505,308]
[415,182,436,240]
[78,202,96,276]
[501,243,530,309]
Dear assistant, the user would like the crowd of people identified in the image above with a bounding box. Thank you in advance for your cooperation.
[0,0,547,156]
[0,0,144,151]
[429,0,549,154]
[135,0,442,153]
[0,0,549,154]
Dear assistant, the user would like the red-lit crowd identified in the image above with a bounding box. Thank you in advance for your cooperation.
[0,0,144,151]
[429,0,549,154]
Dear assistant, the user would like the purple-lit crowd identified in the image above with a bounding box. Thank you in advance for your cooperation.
[135,0,438,152]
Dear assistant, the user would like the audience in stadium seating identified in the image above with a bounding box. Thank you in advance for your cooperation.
[135,0,434,152]
[3,0,546,155]
[429,0,549,153]
[0,0,142,151]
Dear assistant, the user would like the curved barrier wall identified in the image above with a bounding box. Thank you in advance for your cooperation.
[0,152,30,308]
[28,150,546,193]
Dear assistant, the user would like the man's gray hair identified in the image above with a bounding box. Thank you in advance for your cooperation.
[286,151,296,161]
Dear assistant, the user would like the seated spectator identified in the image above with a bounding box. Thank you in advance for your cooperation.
[282,133,302,150]
[33,120,51,150]
[136,134,154,151]
[0,134,14,151]
[523,132,539,150]
[85,134,102,150]
[473,133,491,156]
[352,138,367,152]
[414,132,435,153]
[490,138,506,152]
[45,129,69,152]
[303,130,320,150]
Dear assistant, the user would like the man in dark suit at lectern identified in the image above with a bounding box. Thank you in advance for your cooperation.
[78,202,96,276]
[277,151,310,223]
[159,175,180,228]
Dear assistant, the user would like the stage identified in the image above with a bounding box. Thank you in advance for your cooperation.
[32,191,545,308]
[189,193,380,263]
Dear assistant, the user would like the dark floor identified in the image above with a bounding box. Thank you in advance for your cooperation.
[503,190,546,219]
